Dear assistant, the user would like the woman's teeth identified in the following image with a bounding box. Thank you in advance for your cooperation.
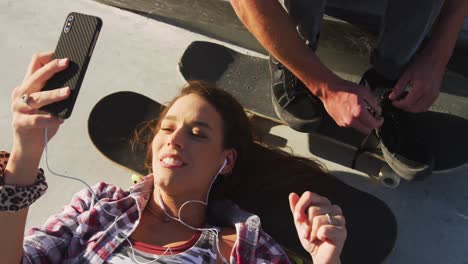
[162,157,183,166]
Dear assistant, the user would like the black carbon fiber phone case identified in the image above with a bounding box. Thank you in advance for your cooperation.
[40,12,102,119]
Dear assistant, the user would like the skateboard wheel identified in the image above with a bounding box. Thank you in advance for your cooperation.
[378,165,400,188]
[131,174,143,184]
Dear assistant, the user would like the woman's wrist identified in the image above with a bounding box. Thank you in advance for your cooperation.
[4,149,43,186]
[13,132,46,155]
[0,151,48,211]
[310,254,342,264]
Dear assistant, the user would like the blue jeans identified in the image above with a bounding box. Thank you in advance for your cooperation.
[280,0,444,80]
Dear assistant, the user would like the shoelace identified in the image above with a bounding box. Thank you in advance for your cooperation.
[351,90,401,169]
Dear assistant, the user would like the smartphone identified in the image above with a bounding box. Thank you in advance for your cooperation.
[40,12,102,119]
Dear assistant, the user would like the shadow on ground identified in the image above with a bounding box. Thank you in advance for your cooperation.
[329,167,468,264]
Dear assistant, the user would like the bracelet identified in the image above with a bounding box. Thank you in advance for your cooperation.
[0,151,48,211]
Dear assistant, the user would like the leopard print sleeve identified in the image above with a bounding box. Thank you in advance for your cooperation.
[0,151,48,211]
[0,151,9,185]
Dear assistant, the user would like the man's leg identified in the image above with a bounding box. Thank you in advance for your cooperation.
[368,0,445,181]
[280,0,327,48]
[269,0,328,132]
[371,0,445,80]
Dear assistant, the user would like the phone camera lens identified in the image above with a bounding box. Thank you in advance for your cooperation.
[65,15,74,33]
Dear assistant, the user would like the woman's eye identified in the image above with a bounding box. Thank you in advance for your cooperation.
[161,127,173,132]
[191,129,206,138]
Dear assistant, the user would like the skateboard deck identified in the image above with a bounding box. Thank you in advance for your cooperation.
[178,41,468,186]
[88,91,164,177]
[88,91,397,262]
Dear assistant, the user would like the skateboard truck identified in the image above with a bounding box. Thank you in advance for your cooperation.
[351,132,400,188]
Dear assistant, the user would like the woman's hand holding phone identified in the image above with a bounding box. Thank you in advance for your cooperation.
[12,51,71,149]
[5,12,101,186]
[5,52,71,185]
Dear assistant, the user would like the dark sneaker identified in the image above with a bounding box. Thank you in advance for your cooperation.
[377,90,434,180]
[359,68,396,97]
[269,56,324,132]
[359,69,433,180]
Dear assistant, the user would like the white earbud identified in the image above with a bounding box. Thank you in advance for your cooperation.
[216,159,228,176]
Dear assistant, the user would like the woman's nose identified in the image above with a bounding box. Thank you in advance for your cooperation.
[167,128,184,149]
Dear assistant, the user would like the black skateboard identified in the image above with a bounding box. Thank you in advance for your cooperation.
[178,41,468,188]
[88,91,163,178]
[88,91,397,262]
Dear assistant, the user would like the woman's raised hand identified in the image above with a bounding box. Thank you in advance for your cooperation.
[289,192,347,264]
[11,52,71,153]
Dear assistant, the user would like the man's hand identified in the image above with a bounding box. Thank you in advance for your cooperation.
[230,0,382,135]
[320,79,383,135]
[389,0,468,112]
[289,192,347,264]
[389,50,445,112]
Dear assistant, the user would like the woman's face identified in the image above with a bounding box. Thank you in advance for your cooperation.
[152,94,231,198]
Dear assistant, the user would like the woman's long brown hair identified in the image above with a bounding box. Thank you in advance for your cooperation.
[132,81,331,203]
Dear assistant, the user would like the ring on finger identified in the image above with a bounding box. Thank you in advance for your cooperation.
[22,94,31,106]
[326,213,339,226]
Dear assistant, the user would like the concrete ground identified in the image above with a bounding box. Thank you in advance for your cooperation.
[0,0,467,263]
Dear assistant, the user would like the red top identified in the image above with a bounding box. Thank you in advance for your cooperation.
[131,231,202,254]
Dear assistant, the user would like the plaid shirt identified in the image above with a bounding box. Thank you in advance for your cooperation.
[22,174,291,264]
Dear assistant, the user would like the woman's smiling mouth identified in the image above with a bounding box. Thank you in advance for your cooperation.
[160,154,186,168]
